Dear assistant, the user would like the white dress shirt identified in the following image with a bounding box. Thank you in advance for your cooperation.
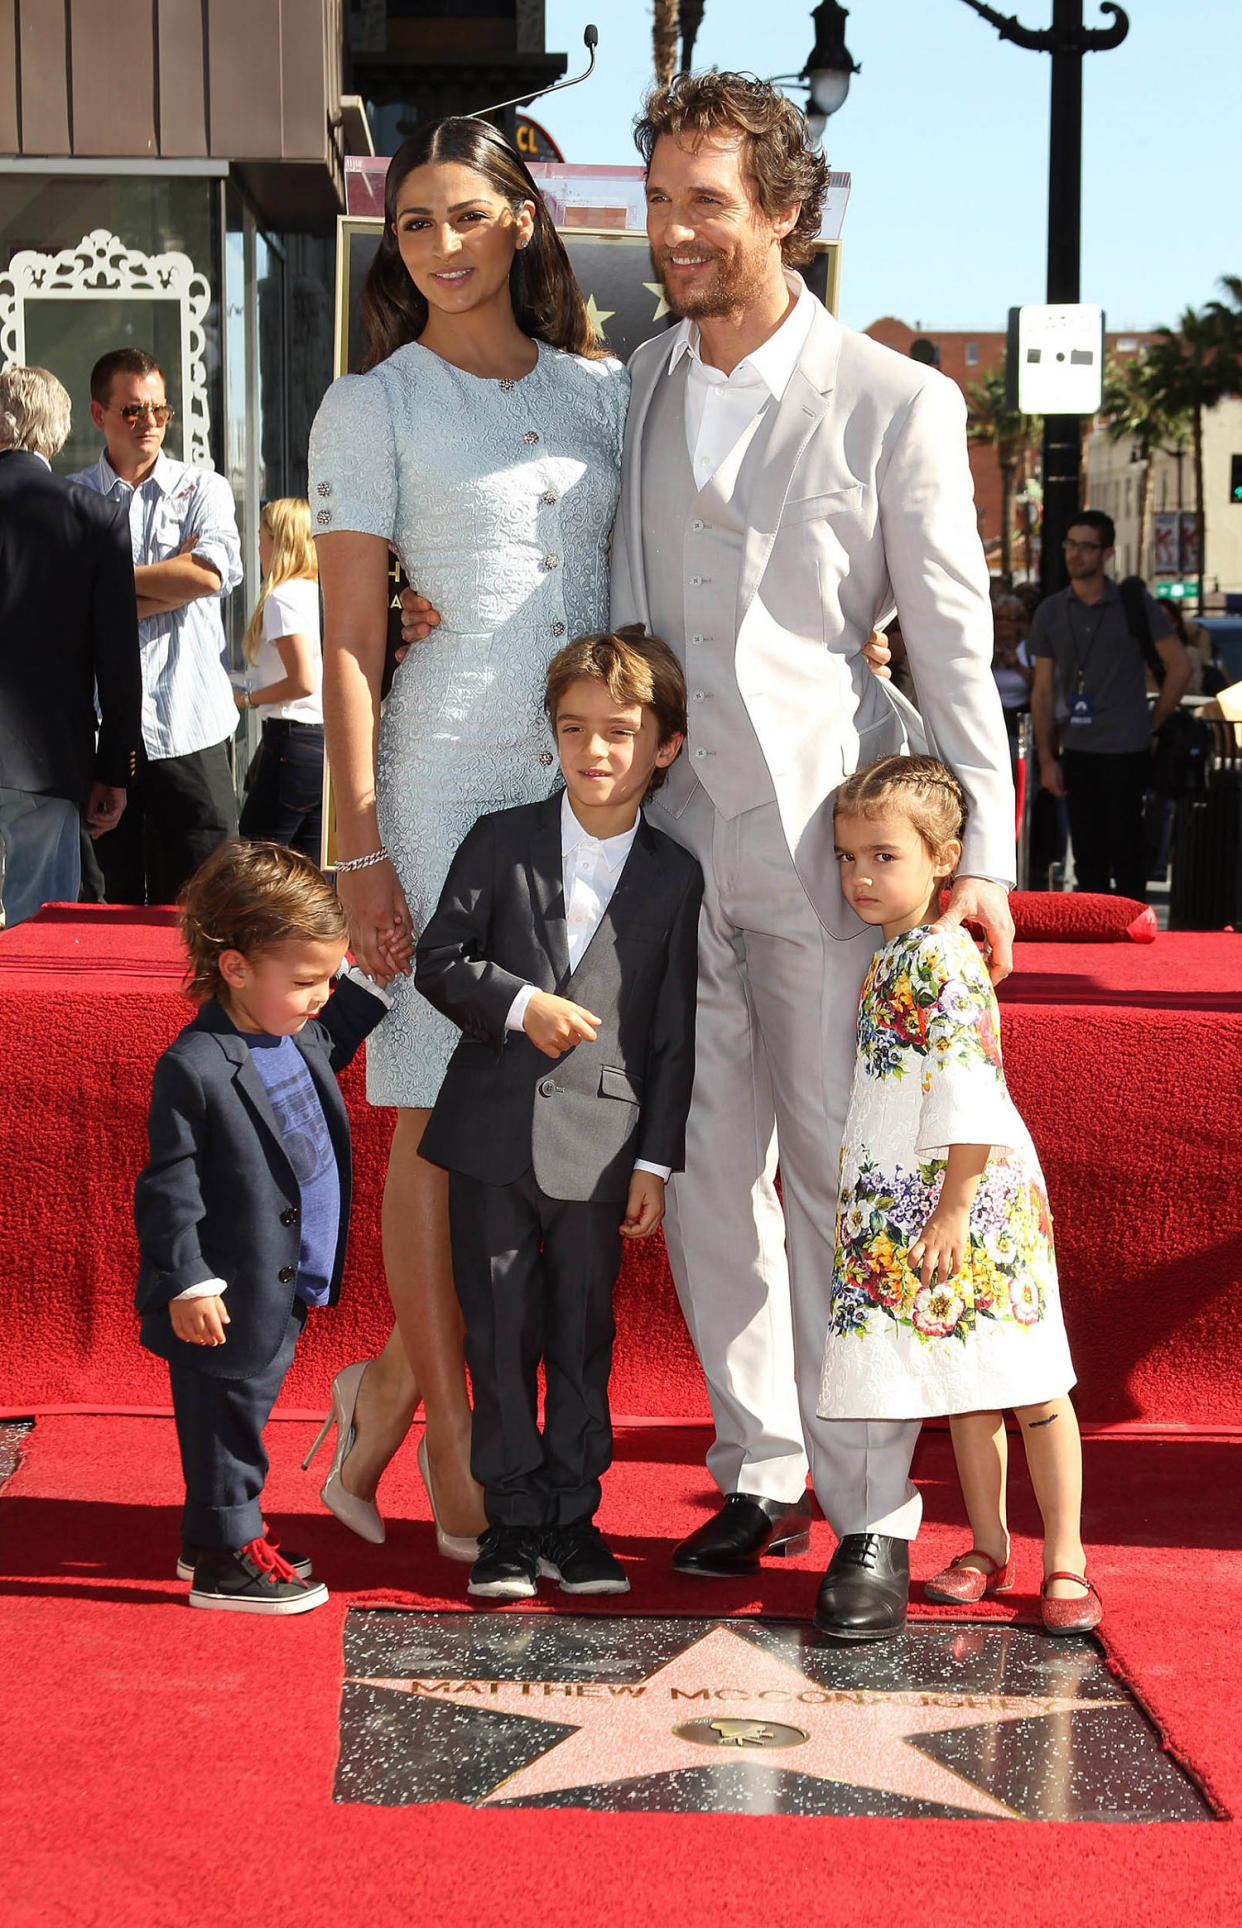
[667,271,817,487]
[505,791,669,1183]
[72,450,243,761]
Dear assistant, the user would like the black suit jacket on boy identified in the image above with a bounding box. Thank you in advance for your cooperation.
[416,792,703,1203]
[0,449,140,804]
[134,975,386,1380]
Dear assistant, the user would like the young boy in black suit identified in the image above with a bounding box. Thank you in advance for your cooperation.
[134,840,389,1615]
[416,627,703,1601]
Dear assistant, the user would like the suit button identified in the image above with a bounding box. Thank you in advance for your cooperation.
[539,1077,556,1097]
[278,1266,296,1284]
[280,1207,299,1225]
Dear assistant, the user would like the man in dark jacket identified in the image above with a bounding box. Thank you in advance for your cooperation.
[0,365,140,925]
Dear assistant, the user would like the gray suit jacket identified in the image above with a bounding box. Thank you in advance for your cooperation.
[611,301,1015,937]
[416,792,703,1202]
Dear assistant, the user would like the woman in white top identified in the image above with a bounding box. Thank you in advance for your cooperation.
[237,498,324,860]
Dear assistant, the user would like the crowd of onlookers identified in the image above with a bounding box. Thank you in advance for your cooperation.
[0,356,324,930]
[0,354,1237,930]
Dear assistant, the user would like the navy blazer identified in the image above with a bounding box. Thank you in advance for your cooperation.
[416,792,703,1202]
[134,974,386,1380]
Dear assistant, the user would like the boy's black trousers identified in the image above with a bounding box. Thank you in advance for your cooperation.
[448,1168,622,1530]
[167,1304,306,1548]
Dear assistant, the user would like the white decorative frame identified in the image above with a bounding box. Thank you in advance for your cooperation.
[0,228,212,464]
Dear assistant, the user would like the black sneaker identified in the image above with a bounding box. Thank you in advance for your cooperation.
[539,1519,630,1595]
[467,1524,541,1600]
[188,1537,328,1616]
[177,1537,312,1582]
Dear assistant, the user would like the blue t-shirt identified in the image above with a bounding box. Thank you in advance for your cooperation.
[245,1034,339,1308]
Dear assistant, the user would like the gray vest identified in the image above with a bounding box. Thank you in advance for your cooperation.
[640,359,777,818]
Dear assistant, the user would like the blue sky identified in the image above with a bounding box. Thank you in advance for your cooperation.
[541,1,1238,334]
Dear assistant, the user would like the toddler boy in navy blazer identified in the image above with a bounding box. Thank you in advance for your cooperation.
[416,628,703,1600]
[135,840,389,1614]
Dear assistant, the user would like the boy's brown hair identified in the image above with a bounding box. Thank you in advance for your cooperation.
[834,755,968,859]
[178,839,347,1005]
[544,625,687,795]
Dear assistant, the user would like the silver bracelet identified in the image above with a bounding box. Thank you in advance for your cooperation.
[334,845,390,874]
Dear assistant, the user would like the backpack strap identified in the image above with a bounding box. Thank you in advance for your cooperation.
[1119,574,1166,687]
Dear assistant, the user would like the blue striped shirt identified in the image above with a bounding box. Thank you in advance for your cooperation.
[72,451,243,761]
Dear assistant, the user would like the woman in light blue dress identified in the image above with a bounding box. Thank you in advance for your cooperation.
[307,119,628,1556]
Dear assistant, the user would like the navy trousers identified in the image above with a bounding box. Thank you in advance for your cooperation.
[167,1304,305,1547]
[239,719,324,862]
[448,1169,622,1531]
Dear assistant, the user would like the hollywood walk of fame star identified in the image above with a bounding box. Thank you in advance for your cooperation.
[642,281,672,321]
[351,1624,1122,1817]
[582,293,615,334]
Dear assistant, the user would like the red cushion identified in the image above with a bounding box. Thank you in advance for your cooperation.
[1010,891,1158,943]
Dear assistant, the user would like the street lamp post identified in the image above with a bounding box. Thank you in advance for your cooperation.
[959,1,1130,595]
[771,3,861,142]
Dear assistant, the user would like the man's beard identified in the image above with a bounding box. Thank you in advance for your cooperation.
[656,245,770,321]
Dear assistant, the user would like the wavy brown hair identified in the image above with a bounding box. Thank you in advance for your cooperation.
[634,72,829,269]
[179,840,347,1006]
[361,118,606,370]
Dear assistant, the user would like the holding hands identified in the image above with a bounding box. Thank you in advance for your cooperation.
[336,860,414,987]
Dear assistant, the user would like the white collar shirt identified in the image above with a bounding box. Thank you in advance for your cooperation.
[71,449,243,761]
[667,271,817,489]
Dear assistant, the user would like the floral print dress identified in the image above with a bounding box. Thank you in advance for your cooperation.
[817,924,1075,1420]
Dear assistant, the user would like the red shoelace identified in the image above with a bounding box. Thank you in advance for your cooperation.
[239,1535,300,1584]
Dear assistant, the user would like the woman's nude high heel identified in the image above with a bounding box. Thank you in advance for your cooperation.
[417,1434,480,1564]
[303,1361,385,1545]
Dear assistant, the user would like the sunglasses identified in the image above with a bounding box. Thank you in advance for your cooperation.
[111,402,174,426]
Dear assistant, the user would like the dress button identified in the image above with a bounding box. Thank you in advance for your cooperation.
[539,1077,556,1097]
[498,378,516,393]
[524,430,540,445]
[539,750,554,765]
[280,1207,299,1226]
[278,1266,296,1284]
[541,489,557,506]
[543,553,559,569]
[551,620,566,637]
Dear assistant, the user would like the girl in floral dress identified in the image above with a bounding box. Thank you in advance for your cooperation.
[818,755,1100,1634]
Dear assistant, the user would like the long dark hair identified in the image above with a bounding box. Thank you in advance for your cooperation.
[361,118,605,370]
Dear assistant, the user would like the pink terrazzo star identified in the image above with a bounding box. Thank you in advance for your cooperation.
[354,1624,1119,1817]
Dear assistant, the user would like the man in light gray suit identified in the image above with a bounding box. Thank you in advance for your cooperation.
[611,73,1016,1641]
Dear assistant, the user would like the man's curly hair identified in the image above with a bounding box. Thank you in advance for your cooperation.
[634,71,829,268]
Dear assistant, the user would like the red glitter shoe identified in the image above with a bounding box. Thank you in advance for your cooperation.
[923,1548,1015,1604]
[1040,1571,1103,1634]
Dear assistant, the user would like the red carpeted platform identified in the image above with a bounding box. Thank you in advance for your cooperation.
[1,1414,1239,1927]
[1,905,1240,1428]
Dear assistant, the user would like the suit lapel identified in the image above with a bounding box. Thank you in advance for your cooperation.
[735,303,844,629]
[194,1005,295,1184]
[525,792,571,984]
[622,338,681,627]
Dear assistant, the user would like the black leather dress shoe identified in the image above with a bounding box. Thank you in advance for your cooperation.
[813,1533,910,1644]
[672,1492,813,1577]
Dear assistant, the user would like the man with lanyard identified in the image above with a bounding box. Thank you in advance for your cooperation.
[74,349,243,906]
[1029,508,1190,900]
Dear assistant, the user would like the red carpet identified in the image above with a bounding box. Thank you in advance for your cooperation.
[2,909,1240,1429]
[1,1414,1239,1927]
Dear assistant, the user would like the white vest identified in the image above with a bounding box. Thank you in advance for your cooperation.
[639,358,777,819]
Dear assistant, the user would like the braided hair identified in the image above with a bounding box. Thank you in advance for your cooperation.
[834,755,968,859]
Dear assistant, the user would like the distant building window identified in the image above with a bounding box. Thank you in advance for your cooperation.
[965,342,979,366]
[1117,336,1139,352]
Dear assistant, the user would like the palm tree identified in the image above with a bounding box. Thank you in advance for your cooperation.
[1148,298,1241,610]
[1100,353,1189,581]
[966,364,1040,583]
[653,0,679,82]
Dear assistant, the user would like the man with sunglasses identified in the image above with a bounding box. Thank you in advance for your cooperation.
[1029,508,1190,901]
[73,349,242,905]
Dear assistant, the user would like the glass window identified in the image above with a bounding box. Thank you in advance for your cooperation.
[965,341,979,366]
[0,174,221,475]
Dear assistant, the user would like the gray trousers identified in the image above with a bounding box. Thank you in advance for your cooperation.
[449,1168,622,1531]
[650,787,923,1541]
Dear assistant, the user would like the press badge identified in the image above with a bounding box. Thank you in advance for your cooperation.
[1068,691,1094,727]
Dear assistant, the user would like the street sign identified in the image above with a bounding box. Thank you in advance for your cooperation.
[1007,304,1105,414]
[1155,581,1197,600]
